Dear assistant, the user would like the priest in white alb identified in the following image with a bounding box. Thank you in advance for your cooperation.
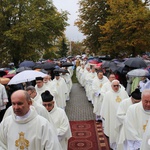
[35,77,57,97]
[41,90,72,150]
[60,71,72,101]
[115,88,141,149]
[92,70,109,121]
[124,89,150,150]
[85,66,97,102]
[51,73,68,110]
[100,80,129,149]
[0,90,62,150]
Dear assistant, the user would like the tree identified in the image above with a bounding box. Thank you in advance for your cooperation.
[57,37,68,58]
[99,0,150,57]
[0,0,68,66]
[75,0,110,55]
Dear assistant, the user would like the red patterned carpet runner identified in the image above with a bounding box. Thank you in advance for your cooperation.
[68,120,109,150]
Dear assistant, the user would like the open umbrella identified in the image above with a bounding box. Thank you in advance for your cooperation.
[42,62,56,70]
[124,57,147,68]
[3,74,16,79]
[61,62,73,67]
[75,55,81,58]
[102,61,117,72]
[19,60,35,68]
[8,70,47,85]
[53,68,69,74]
[127,69,150,77]
[16,67,32,73]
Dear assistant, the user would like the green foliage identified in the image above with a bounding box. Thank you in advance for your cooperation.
[76,0,110,55]
[76,0,150,58]
[0,0,68,66]
[57,38,68,58]
[72,69,78,83]
[68,41,85,56]
[99,0,150,57]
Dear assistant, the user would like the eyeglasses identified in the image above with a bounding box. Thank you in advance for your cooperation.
[28,91,35,96]
[43,103,53,107]
[113,85,119,87]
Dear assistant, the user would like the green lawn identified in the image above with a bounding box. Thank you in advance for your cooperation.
[72,69,78,83]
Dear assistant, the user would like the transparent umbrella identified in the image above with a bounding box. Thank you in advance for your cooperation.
[127,69,150,77]
[8,70,47,85]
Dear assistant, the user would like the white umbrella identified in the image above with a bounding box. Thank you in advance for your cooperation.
[127,69,150,77]
[75,55,81,58]
[8,70,47,85]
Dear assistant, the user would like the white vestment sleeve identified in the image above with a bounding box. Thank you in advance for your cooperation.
[127,140,141,150]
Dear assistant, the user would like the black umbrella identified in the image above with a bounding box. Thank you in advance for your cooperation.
[61,62,73,67]
[124,57,147,68]
[42,62,56,70]
[67,56,74,59]
[19,60,35,68]
[102,61,111,68]
[33,63,43,69]
[102,61,117,72]
[53,68,69,73]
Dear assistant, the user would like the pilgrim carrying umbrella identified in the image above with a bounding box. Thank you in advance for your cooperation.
[8,70,47,85]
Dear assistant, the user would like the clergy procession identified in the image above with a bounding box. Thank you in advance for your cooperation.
[0,59,73,150]
[0,55,150,150]
[75,55,150,150]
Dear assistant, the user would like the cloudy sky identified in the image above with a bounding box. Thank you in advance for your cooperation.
[53,0,85,42]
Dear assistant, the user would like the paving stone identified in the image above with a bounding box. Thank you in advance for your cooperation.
[66,83,95,121]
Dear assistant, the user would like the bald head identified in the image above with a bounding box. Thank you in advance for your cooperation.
[11,90,31,116]
[142,89,150,110]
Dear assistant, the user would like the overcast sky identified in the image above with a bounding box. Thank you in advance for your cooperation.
[53,0,85,42]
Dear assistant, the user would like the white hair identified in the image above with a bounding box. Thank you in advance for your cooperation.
[142,89,150,98]
[111,79,120,85]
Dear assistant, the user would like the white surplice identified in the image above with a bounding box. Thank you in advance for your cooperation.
[140,117,150,150]
[51,77,68,109]
[100,88,129,147]
[124,102,150,150]
[49,104,72,150]
[60,73,72,100]
[33,92,43,104]
[35,84,50,95]
[115,97,133,149]
[92,75,109,115]
[0,84,8,111]
[85,71,97,101]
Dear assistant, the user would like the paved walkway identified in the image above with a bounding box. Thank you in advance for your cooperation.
[66,83,95,121]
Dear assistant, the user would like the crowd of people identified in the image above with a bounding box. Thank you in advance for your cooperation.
[76,58,150,150]
[0,62,74,150]
[0,55,150,150]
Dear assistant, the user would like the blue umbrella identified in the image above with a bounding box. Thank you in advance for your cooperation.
[19,60,35,68]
